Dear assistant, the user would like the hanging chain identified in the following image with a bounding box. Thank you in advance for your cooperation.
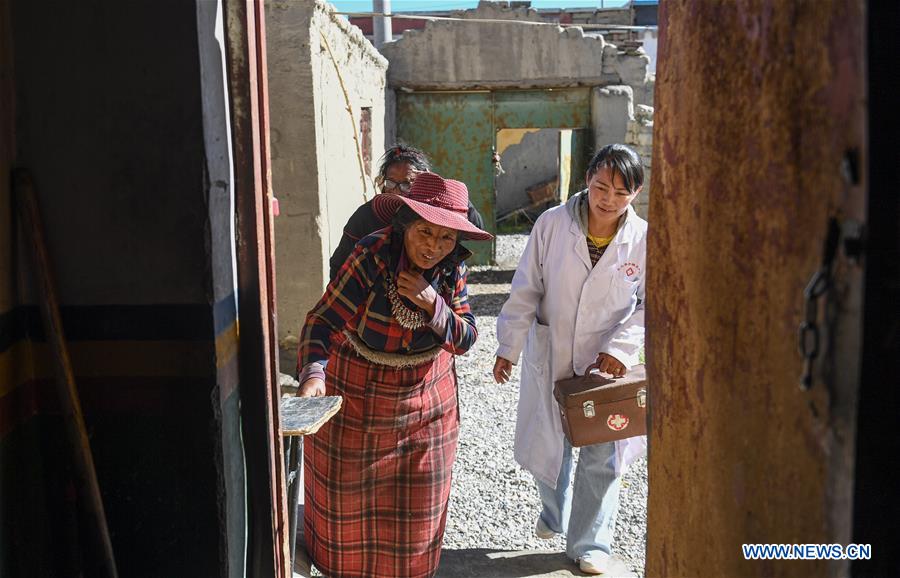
[798,218,841,391]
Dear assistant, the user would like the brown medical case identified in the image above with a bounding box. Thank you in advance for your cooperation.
[552,364,647,447]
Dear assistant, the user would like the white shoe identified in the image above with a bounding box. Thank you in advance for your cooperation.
[578,555,636,578]
[577,553,610,575]
[534,516,558,539]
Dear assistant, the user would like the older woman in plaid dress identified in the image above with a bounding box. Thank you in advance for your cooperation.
[297,172,492,578]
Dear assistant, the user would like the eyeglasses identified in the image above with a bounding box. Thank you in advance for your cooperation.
[383,179,412,194]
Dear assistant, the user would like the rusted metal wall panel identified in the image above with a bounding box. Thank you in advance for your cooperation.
[397,89,592,264]
[397,91,495,263]
[493,88,591,130]
[568,128,590,196]
[646,1,865,577]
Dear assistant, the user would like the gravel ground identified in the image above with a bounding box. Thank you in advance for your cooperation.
[442,234,648,576]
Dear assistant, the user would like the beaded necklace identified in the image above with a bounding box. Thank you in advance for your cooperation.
[385,275,428,330]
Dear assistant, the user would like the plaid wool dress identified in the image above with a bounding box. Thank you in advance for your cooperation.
[298,228,477,578]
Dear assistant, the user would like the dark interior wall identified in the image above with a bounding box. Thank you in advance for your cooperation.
[2,1,236,576]
[12,0,209,305]
[0,0,39,574]
[852,1,900,575]
[0,0,12,316]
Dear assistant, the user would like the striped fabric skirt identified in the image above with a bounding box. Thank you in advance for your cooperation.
[304,337,460,578]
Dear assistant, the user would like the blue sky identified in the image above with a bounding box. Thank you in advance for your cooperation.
[331,1,630,13]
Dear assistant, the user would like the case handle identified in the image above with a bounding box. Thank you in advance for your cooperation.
[585,362,618,378]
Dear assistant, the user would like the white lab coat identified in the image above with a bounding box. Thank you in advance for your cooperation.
[496,195,647,489]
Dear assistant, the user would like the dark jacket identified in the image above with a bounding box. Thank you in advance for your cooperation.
[329,198,485,281]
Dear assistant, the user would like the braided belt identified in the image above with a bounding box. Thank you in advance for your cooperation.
[342,331,442,368]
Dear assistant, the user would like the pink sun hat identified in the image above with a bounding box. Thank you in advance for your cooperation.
[371,172,493,241]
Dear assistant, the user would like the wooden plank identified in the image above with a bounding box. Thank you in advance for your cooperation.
[13,169,119,577]
[280,396,342,436]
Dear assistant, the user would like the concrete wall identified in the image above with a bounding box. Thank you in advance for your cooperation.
[568,7,632,26]
[267,0,387,362]
[453,2,632,29]
[312,4,387,257]
[590,86,653,220]
[381,2,652,99]
[624,105,653,219]
[495,128,560,216]
[453,0,544,22]
[379,3,654,224]
[592,85,634,151]
[2,1,240,575]
[381,13,609,90]
[601,43,653,106]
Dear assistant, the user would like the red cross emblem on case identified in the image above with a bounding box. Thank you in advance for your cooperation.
[607,414,629,431]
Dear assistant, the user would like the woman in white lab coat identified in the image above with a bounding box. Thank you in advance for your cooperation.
[493,144,646,575]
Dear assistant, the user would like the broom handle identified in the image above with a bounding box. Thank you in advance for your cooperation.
[13,169,119,578]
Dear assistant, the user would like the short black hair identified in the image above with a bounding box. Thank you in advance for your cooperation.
[377,143,431,181]
[586,144,644,194]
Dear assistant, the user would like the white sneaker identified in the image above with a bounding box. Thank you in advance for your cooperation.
[534,516,558,540]
[577,553,633,576]
[577,553,610,575]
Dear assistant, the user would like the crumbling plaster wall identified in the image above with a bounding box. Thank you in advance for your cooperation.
[381,2,652,103]
[625,104,653,219]
[383,19,609,90]
[453,1,543,22]
[380,1,654,223]
[590,85,653,219]
[267,0,386,360]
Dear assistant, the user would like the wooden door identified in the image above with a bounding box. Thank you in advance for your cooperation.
[646,1,866,577]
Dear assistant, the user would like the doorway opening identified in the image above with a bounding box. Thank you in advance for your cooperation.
[494,127,591,234]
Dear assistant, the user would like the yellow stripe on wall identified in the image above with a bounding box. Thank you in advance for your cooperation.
[1,324,239,401]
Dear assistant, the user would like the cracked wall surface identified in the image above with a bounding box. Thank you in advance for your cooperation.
[267,0,387,360]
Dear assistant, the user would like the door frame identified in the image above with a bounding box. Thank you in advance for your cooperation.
[223,1,288,576]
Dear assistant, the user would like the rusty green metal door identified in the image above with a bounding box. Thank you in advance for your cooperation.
[397,88,592,264]
[559,128,591,204]
[396,91,494,263]
[492,88,591,130]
